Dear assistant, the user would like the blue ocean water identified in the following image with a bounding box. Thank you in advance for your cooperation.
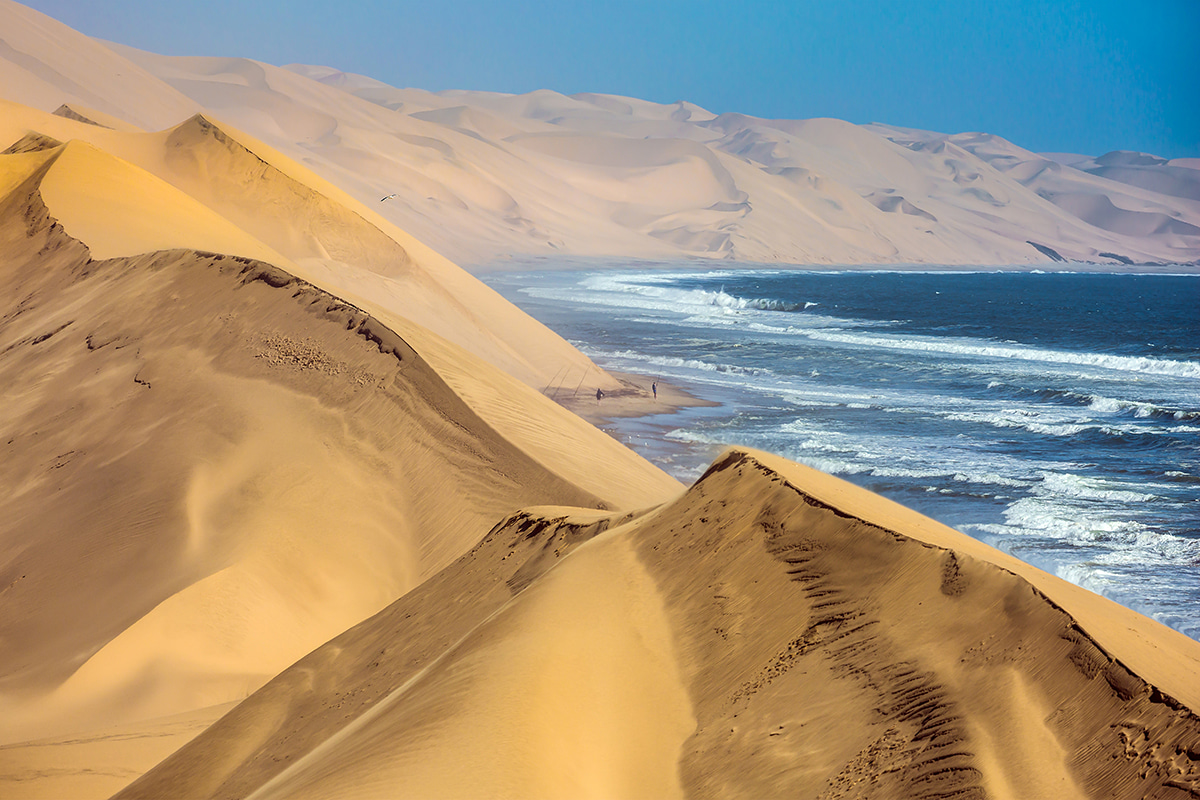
[483,268,1200,639]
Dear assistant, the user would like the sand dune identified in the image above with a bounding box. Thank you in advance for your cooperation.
[0,95,678,794]
[118,449,1200,799]
[3,2,1200,797]
[3,0,1197,267]
[0,702,235,800]
[111,58,1200,267]
[0,98,623,391]
[50,103,144,132]
[0,0,200,130]
[1054,151,1200,203]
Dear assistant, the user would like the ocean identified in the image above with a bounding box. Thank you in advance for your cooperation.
[483,267,1200,640]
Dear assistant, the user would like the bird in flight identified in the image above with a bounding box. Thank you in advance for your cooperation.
[379,193,397,202]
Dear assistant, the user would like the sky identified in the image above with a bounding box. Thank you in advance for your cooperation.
[22,0,1200,158]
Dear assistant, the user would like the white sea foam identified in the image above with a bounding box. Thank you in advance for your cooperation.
[584,347,774,377]
[796,329,1200,379]
[543,274,872,331]
[982,503,1199,570]
[1033,471,1157,504]
[775,418,1058,489]
[941,409,1097,438]
[573,274,815,314]
[1085,393,1199,419]
[506,268,1200,640]
[552,273,1200,391]
[953,472,1028,488]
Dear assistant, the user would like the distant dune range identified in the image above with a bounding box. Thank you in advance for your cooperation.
[1,1,1199,798]
[3,0,1199,267]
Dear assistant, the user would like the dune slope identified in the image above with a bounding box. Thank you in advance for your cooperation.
[2,3,1198,797]
[120,449,1200,800]
[0,98,623,392]
[127,56,1200,267]
[0,0,200,129]
[0,137,678,757]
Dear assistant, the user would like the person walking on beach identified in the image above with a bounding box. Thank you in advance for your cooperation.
[652,381,657,400]
[596,387,604,404]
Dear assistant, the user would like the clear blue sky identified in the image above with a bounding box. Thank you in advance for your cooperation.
[24,0,1200,158]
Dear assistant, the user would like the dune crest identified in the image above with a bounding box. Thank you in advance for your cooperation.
[115,54,1200,267]
[0,96,625,391]
[118,449,1200,799]
[0,141,676,752]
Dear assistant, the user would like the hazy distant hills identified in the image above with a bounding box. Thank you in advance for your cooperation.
[1,0,1196,267]
[140,57,1200,267]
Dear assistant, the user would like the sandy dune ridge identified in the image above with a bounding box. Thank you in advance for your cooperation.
[115,450,1200,799]
[117,55,1200,268]
[0,91,677,796]
[0,98,623,393]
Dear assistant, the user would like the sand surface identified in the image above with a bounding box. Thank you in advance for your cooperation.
[0,86,677,797]
[550,370,717,426]
[2,3,1199,798]
[0,703,235,800]
[119,450,1200,799]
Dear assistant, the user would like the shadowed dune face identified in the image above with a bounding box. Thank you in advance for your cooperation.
[119,450,1200,800]
[0,97,633,392]
[159,114,415,277]
[635,452,1200,799]
[0,168,613,741]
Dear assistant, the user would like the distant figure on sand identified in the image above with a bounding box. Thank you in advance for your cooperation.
[596,388,604,403]
[652,381,657,400]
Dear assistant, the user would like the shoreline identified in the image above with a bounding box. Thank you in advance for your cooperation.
[471,255,1200,275]
[490,267,1200,642]
[549,370,718,428]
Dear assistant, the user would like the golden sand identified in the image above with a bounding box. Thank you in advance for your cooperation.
[1,6,1198,795]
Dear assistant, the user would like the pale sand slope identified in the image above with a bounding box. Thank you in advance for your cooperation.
[4,0,1196,268]
[1050,150,1200,203]
[119,448,1200,800]
[0,134,679,790]
[0,702,235,800]
[118,55,1199,267]
[0,0,201,130]
[0,101,655,499]
[0,99,624,393]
